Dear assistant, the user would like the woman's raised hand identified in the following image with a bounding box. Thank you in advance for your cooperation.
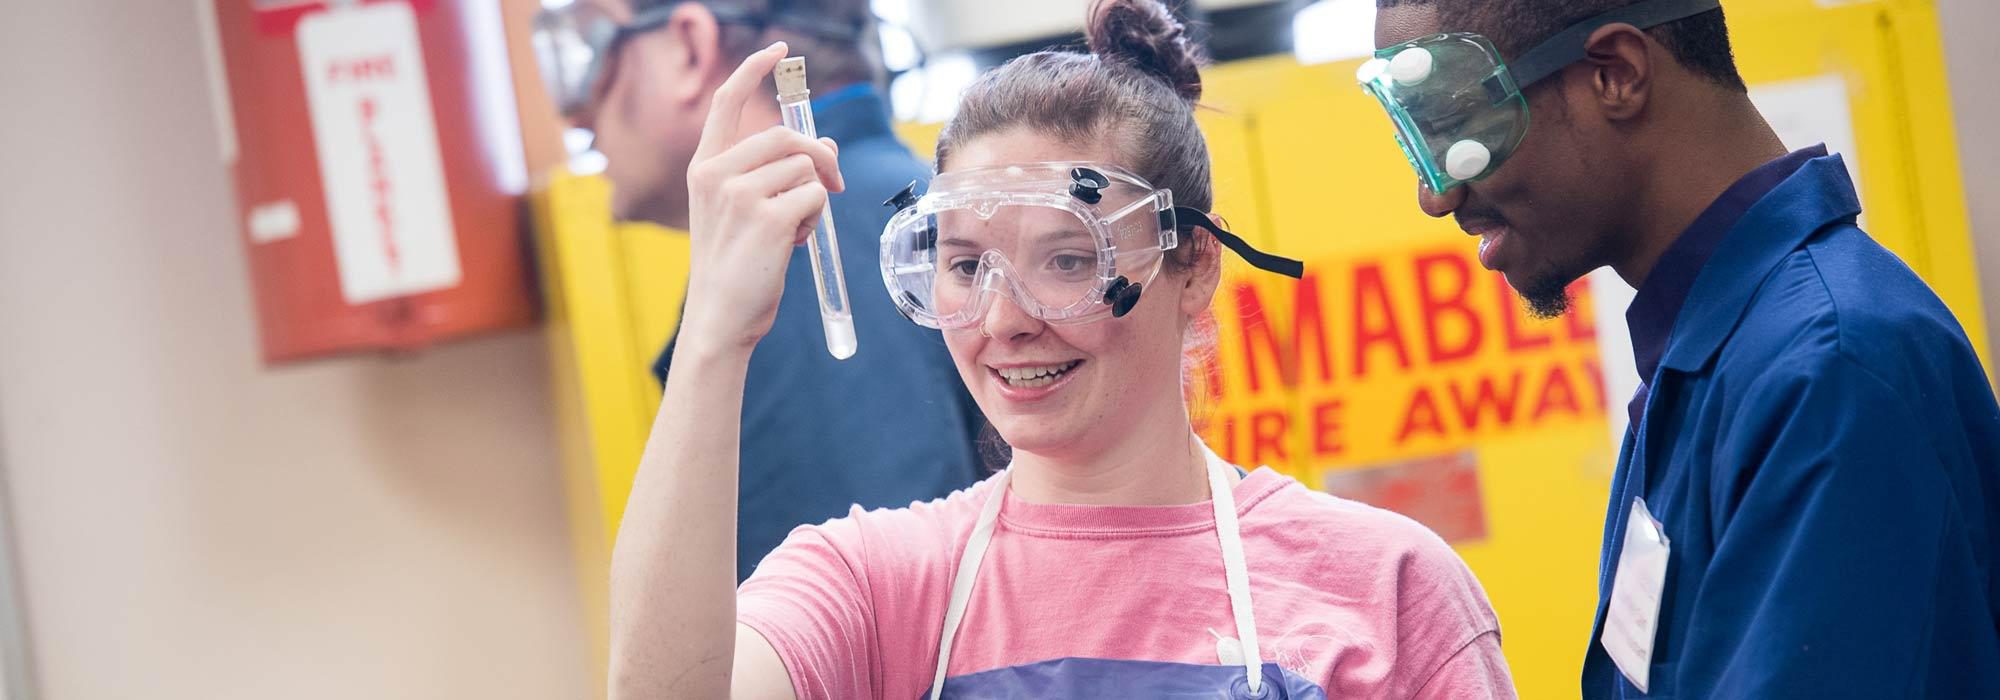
[678,42,845,354]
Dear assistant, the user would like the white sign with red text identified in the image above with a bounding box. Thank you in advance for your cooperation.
[298,2,461,305]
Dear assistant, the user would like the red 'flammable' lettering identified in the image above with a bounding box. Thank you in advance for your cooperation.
[1205,360,1602,459]
[1203,399,1348,466]
[1394,361,1604,445]
[1351,262,1412,379]
[1251,410,1289,465]
[1532,363,1584,421]
[1416,252,1482,364]
[1223,248,1598,402]
[1396,387,1447,443]
[1450,371,1521,431]
[1312,399,1346,458]
[1233,273,1331,393]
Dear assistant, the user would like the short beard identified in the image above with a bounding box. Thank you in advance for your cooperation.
[1518,273,1574,320]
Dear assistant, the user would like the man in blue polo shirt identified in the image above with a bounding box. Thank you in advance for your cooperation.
[536,0,981,582]
[1364,0,2000,696]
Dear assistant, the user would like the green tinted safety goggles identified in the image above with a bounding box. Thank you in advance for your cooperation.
[1357,0,1722,193]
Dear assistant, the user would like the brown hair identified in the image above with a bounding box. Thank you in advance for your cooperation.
[944,0,1226,461]
[935,0,1215,273]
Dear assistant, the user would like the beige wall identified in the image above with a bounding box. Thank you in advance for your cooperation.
[1940,0,2000,353]
[0,2,589,699]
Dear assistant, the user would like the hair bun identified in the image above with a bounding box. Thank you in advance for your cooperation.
[1085,0,1206,103]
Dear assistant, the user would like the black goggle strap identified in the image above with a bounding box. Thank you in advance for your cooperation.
[601,4,677,53]
[1169,207,1305,280]
[1504,0,1722,89]
[703,1,871,44]
[606,2,867,58]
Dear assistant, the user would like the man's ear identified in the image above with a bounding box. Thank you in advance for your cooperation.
[654,2,726,105]
[1581,23,1654,123]
[1179,216,1227,319]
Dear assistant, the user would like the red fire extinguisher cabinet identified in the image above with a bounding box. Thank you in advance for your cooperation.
[209,0,536,364]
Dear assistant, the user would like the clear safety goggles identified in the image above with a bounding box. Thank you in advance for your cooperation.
[880,163,1303,331]
[1357,0,1721,193]
[531,1,867,119]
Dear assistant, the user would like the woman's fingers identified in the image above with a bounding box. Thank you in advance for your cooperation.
[733,153,820,210]
[767,179,830,245]
[700,127,843,194]
[686,43,844,195]
[692,42,789,161]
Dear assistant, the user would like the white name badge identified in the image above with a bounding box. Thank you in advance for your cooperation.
[1602,497,1671,693]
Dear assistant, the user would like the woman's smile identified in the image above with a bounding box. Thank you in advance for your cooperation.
[987,359,1086,401]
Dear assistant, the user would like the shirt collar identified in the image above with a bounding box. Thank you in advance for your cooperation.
[1661,149,1865,375]
[1625,145,1829,385]
[808,82,896,146]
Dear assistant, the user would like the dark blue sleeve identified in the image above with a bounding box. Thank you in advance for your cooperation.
[1687,353,1952,697]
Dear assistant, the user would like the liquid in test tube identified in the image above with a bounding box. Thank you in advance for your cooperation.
[774,56,858,360]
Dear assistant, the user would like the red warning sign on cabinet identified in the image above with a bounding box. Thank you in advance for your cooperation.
[211,0,537,363]
[297,2,462,305]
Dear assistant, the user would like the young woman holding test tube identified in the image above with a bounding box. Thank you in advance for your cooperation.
[608,1,1517,698]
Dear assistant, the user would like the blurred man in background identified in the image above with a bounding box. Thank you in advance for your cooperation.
[1366,0,2000,697]
[535,0,982,582]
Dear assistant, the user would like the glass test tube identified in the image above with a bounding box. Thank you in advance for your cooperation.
[774,57,857,360]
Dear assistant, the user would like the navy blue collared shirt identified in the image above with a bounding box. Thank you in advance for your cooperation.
[1583,152,2000,698]
[1623,145,1827,428]
[655,85,983,582]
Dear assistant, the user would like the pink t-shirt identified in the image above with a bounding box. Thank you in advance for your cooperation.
[738,466,1515,699]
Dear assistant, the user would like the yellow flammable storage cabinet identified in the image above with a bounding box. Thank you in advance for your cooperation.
[531,1,1989,695]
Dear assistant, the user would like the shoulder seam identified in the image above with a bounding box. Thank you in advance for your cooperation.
[1799,243,1846,362]
[1831,350,1944,463]
[1409,629,1502,698]
[1800,245,1944,443]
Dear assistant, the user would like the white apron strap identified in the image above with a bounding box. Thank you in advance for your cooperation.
[929,470,1009,699]
[927,450,1264,698]
[1205,455,1264,695]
